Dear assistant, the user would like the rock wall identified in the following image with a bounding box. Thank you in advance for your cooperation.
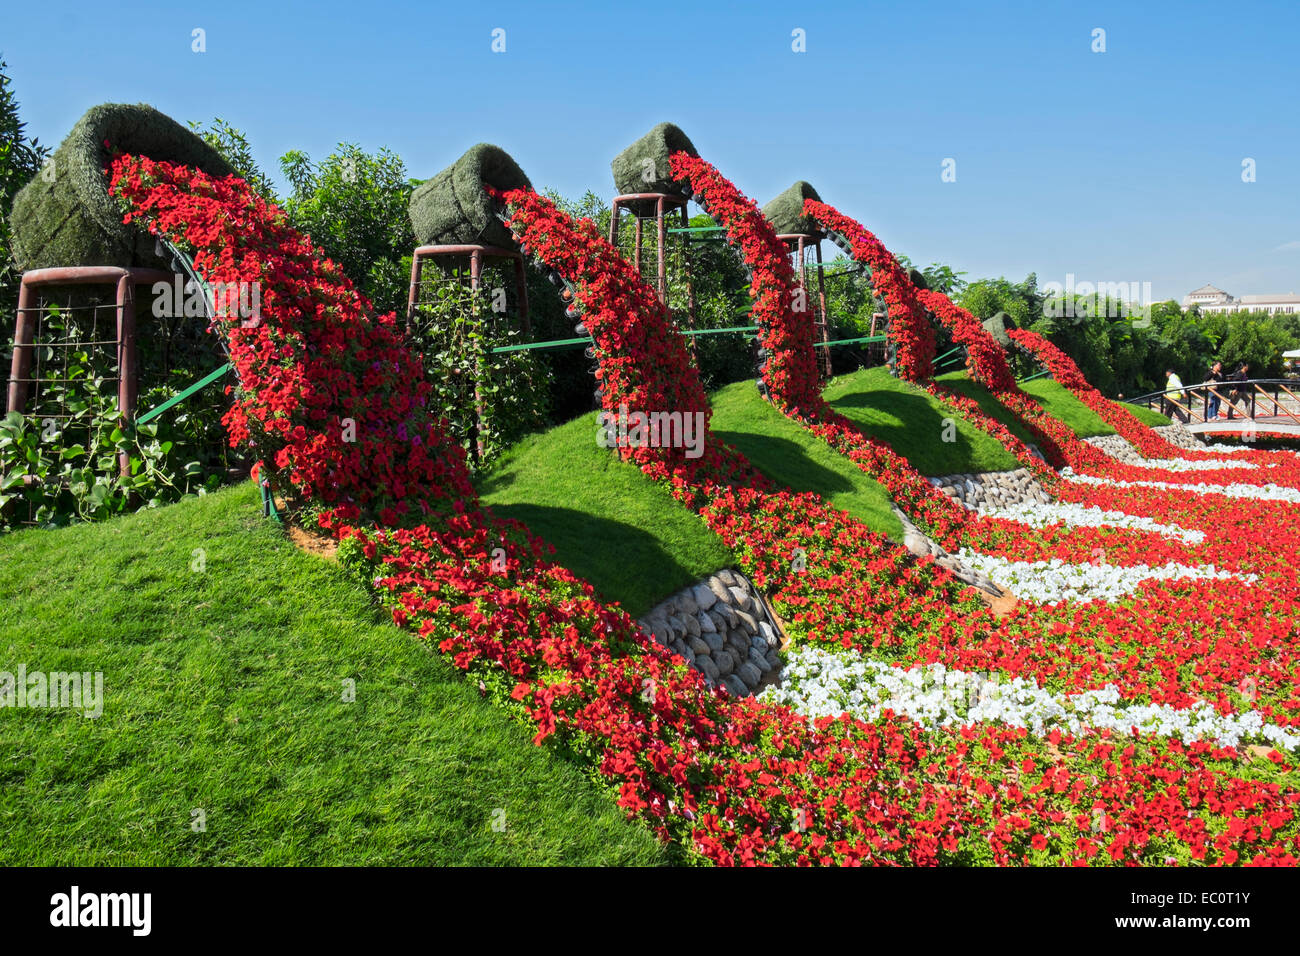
[1083,434,1144,464]
[929,468,1051,510]
[638,570,783,697]
[1153,423,1207,451]
[895,506,1004,596]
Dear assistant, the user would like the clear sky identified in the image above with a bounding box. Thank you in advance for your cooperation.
[4,0,1298,301]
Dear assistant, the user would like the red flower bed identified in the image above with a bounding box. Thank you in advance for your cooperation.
[109,155,1300,866]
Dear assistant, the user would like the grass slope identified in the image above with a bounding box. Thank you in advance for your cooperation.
[0,483,666,866]
[823,367,1023,475]
[476,412,734,617]
[709,381,903,538]
[1017,377,1170,437]
[1122,400,1174,427]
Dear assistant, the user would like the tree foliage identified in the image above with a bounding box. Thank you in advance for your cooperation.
[279,143,415,316]
[0,57,49,313]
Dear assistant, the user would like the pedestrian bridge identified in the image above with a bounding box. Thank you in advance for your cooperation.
[1129,379,1300,438]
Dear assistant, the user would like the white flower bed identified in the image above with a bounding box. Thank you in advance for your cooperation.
[1130,457,1258,472]
[953,549,1251,605]
[1197,442,1261,455]
[762,646,1300,752]
[981,501,1205,545]
[1063,469,1300,503]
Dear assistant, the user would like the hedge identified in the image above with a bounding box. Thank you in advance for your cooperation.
[408,144,531,249]
[762,180,823,236]
[10,103,233,270]
[610,123,697,197]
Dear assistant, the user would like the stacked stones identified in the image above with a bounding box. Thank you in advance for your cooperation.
[1083,434,1143,464]
[894,506,1004,596]
[929,468,1051,510]
[638,570,783,697]
[1152,423,1207,451]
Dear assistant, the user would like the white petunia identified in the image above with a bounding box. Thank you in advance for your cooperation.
[761,646,1300,752]
[1062,469,1300,503]
[981,500,1205,544]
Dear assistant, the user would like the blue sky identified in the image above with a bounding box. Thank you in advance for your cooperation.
[5,0,1299,301]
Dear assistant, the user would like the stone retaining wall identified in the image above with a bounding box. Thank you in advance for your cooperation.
[895,506,1004,596]
[929,467,1051,510]
[1083,434,1144,464]
[638,570,783,697]
[1153,423,1207,451]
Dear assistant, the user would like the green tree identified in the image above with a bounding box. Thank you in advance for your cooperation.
[188,118,277,201]
[958,274,1044,328]
[0,56,49,315]
[279,144,415,316]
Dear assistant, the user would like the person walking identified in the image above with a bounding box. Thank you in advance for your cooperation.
[1206,360,1225,420]
[1233,362,1251,419]
[1165,368,1189,423]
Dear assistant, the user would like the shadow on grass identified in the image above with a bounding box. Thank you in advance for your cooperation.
[714,430,859,499]
[829,388,981,474]
[483,502,702,617]
[937,376,1040,446]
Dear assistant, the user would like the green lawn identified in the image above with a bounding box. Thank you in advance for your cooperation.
[823,366,1024,475]
[1121,399,1174,427]
[1016,377,1169,436]
[0,483,666,866]
[708,381,903,538]
[936,370,1044,448]
[476,412,735,618]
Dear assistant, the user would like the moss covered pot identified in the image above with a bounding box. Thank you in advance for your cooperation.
[610,123,698,197]
[982,310,1017,347]
[762,181,823,236]
[408,144,531,249]
[10,103,234,271]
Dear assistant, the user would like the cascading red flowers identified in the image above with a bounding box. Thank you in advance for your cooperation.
[109,154,1300,867]
[109,153,475,526]
[668,153,824,418]
[802,199,936,382]
[490,185,751,494]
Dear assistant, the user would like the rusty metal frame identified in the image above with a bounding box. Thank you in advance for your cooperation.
[608,192,700,358]
[7,266,174,476]
[406,244,530,336]
[608,193,691,303]
[405,244,531,465]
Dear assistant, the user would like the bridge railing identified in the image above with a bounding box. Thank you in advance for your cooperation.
[1127,378,1300,427]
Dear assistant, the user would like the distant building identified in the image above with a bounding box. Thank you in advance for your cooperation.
[1182,284,1300,314]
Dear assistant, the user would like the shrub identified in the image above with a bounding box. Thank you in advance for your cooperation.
[279,143,415,316]
[407,280,548,467]
[0,306,222,531]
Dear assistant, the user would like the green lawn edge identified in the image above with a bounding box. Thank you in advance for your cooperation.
[709,380,903,538]
[476,411,735,618]
[0,483,666,866]
[825,367,1024,474]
